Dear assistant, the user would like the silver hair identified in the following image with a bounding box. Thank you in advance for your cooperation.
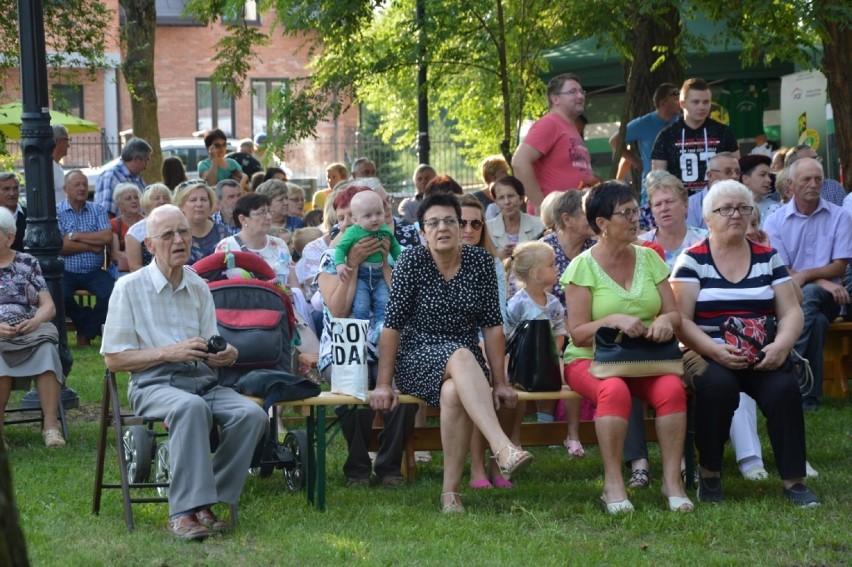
[113,182,141,206]
[146,204,185,235]
[788,156,824,182]
[702,180,755,220]
[141,183,172,213]
[52,124,69,141]
[120,138,153,162]
[0,206,15,236]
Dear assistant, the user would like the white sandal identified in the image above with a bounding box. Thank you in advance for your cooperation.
[43,428,65,448]
[440,492,465,513]
[492,444,534,481]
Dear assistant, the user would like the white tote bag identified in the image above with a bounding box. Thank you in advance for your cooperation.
[330,318,370,401]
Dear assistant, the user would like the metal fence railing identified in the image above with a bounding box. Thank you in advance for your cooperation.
[5,132,116,170]
[5,130,481,195]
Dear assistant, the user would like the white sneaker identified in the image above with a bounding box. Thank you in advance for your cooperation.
[805,461,819,478]
[742,466,769,481]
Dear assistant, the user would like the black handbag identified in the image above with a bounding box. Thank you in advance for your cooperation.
[590,326,684,379]
[505,319,563,391]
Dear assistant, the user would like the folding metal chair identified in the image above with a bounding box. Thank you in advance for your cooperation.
[3,379,70,441]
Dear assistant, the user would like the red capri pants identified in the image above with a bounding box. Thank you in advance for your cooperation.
[565,358,686,420]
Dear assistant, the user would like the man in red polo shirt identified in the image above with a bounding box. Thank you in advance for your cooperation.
[512,73,594,209]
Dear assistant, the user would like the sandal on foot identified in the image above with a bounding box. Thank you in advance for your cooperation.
[563,438,585,459]
[628,468,650,489]
[415,451,432,463]
[492,445,533,482]
[601,496,634,515]
[441,492,465,513]
[664,495,694,512]
[470,478,493,490]
[491,474,514,489]
[43,428,65,448]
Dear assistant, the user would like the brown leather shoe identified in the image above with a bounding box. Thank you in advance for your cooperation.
[167,513,210,541]
[196,507,232,533]
[76,333,90,347]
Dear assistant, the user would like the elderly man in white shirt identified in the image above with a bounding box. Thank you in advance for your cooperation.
[101,204,267,541]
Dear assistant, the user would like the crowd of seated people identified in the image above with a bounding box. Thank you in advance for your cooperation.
[4,97,843,527]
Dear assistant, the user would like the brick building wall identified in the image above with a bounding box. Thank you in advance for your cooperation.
[3,1,359,182]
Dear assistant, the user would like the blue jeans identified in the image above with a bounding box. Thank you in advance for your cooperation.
[351,264,388,330]
[63,269,114,339]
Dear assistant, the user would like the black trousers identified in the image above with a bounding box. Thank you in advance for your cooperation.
[689,351,806,480]
[322,364,416,480]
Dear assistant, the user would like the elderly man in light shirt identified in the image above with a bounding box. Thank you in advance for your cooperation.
[764,157,852,411]
[101,204,267,541]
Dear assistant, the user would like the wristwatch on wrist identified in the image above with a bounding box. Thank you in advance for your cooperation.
[68,232,75,241]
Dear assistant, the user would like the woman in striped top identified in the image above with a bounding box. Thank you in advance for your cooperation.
[671,180,819,507]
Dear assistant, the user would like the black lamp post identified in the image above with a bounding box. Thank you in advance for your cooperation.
[415,0,430,165]
[17,0,77,410]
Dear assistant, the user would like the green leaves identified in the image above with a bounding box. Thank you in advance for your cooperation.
[0,0,112,99]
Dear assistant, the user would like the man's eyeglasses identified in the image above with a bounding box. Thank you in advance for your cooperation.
[459,219,483,230]
[708,168,741,177]
[152,227,191,241]
[422,216,459,229]
[611,207,640,221]
[557,88,586,96]
[712,205,754,217]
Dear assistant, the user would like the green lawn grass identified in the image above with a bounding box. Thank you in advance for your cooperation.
[4,338,851,566]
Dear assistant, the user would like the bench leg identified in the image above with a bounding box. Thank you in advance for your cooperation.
[684,397,696,490]
[316,405,327,512]
[305,408,316,507]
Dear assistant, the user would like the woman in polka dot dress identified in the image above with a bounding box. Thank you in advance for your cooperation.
[370,193,533,513]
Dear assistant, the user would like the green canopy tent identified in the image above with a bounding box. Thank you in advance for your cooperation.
[542,19,796,89]
[0,101,101,139]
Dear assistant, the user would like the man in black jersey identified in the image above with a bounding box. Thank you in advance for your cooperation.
[651,78,739,195]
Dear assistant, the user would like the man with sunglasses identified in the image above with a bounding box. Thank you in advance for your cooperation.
[512,73,594,209]
[610,83,681,205]
[95,137,152,216]
[198,129,246,187]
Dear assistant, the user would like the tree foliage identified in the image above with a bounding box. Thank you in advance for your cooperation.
[189,0,852,180]
[0,0,112,102]
[186,0,573,162]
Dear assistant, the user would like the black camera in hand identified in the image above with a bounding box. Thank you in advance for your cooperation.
[207,335,227,355]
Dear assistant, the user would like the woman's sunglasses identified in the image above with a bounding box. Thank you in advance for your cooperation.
[458,219,483,230]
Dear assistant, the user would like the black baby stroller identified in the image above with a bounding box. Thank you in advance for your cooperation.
[122,251,318,494]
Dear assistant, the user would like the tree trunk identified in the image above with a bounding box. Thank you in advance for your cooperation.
[0,442,30,566]
[495,0,511,161]
[822,17,852,192]
[611,3,683,190]
[119,0,162,184]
